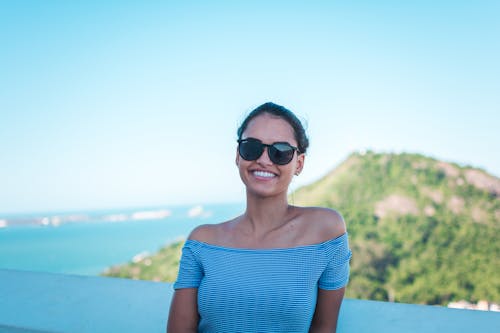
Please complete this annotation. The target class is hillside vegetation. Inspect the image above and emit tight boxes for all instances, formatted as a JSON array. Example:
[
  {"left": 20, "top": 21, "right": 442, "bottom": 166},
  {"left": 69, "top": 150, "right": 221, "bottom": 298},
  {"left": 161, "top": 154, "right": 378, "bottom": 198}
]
[
  {"left": 293, "top": 151, "right": 499, "bottom": 304},
  {"left": 103, "top": 240, "right": 183, "bottom": 282},
  {"left": 104, "top": 151, "right": 500, "bottom": 305}
]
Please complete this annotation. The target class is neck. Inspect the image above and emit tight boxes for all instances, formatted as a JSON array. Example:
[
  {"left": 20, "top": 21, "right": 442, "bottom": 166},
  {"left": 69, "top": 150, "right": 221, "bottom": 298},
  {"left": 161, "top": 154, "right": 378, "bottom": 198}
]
[{"left": 242, "top": 191, "right": 291, "bottom": 236}]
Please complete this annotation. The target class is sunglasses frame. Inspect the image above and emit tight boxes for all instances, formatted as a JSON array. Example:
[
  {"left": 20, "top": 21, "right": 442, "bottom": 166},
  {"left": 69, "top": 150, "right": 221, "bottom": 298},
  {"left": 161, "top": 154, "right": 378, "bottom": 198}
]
[{"left": 237, "top": 137, "right": 299, "bottom": 165}]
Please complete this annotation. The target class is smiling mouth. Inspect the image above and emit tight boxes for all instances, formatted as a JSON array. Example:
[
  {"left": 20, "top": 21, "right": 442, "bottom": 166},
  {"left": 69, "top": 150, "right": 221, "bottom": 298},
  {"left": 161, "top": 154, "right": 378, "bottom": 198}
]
[{"left": 252, "top": 170, "right": 277, "bottom": 178}]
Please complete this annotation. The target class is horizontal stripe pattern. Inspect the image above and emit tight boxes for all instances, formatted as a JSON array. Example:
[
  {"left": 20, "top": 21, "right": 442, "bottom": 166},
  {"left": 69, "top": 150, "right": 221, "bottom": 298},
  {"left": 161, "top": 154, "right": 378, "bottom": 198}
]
[{"left": 174, "top": 233, "right": 351, "bottom": 333}]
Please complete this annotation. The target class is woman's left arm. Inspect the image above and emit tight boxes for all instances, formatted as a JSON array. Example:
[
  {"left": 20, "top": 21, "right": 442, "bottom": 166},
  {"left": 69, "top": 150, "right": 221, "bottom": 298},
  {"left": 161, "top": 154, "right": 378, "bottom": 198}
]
[{"left": 309, "top": 287, "right": 346, "bottom": 333}]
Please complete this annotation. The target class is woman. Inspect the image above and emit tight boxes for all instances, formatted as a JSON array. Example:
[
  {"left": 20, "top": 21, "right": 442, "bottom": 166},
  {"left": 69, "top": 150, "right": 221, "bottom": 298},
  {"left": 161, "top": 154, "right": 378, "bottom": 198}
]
[{"left": 167, "top": 102, "right": 351, "bottom": 333}]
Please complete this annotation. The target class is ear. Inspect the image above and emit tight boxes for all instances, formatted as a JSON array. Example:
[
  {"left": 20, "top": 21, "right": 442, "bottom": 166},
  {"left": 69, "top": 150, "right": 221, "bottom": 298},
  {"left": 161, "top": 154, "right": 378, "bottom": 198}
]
[
  {"left": 235, "top": 147, "right": 240, "bottom": 166},
  {"left": 295, "top": 153, "right": 305, "bottom": 175}
]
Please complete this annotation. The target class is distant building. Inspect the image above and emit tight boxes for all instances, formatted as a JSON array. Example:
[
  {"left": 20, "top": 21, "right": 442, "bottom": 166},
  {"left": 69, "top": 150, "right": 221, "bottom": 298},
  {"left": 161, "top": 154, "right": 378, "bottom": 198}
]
[{"left": 448, "top": 300, "right": 500, "bottom": 312}]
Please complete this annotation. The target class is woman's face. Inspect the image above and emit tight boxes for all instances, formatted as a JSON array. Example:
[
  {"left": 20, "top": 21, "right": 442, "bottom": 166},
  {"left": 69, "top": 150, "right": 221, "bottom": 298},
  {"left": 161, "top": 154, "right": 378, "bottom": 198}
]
[{"left": 236, "top": 113, "right": 304, "bottom": 198}]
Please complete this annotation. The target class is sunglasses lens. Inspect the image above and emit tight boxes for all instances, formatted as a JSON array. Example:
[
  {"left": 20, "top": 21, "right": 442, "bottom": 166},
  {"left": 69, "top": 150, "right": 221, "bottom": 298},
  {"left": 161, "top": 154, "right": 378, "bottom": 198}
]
[
  {"left": 269, "top": 143, "right": 295, "bottom": 165},
  {"left": 239, "top": 139, "right": 264, "bottom": 161}
]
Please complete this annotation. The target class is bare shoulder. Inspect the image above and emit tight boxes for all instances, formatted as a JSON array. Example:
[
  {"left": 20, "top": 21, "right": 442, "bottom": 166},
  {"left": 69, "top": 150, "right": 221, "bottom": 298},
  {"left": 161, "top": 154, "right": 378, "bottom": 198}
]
[
  {"left": 297, "top": 206, "right": 347, "bottom": 242},
  {"left": 187, "top": 218, "right": 237, "bottom": 244},
  {"left": 187, "top": 224, "right": 218, "bottom": 243}
]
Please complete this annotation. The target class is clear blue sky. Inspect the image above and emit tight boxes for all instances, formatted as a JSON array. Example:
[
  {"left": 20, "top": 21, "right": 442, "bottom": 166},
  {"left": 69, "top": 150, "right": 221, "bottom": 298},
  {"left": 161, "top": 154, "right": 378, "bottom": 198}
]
[{"left": 1, "top": 1, "right": 499, "bottom": 214}]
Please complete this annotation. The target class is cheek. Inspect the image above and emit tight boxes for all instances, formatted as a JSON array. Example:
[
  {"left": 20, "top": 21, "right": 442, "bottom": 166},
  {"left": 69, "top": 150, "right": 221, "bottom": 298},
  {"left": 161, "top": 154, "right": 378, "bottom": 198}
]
[{"left": 236, "top": 159, "right": 248, "bottom": 181}]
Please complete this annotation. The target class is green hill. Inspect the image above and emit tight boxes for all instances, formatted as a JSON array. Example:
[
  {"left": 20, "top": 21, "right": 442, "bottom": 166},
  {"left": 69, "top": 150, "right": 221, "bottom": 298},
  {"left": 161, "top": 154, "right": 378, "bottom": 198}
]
[
  {"left": 103, "top": 151, "right": 500, "bottom": 305},
  {"left": 103, "top": 240, "right": 184, "bottom": 282},
  {"left": 293, "top": 151, "right": 499, "bottom": 304}
]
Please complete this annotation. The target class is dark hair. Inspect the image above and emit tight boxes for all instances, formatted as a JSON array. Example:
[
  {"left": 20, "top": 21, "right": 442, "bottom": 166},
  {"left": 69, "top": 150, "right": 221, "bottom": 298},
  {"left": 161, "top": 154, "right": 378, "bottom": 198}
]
[{"left": 237, "top": 102, "right": 309, "bottom": 154}]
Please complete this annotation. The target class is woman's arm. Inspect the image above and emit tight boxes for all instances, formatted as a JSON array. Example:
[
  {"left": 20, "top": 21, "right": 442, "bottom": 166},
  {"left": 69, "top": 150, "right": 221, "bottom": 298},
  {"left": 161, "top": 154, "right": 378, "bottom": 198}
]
[
  {"left": 167, "top": 288, "right": 199, "bottom": 333},
  {"left": 309, "top": 287, "right": 346, "bottom": 333}
]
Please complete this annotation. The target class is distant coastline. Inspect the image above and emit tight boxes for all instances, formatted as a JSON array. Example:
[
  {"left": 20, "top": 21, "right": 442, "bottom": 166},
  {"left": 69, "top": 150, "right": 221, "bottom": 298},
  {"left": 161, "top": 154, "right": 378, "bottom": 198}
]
[
  {"left": 0, "top": 203, "right": 227, "bottom": 228},
  {"left": 0, "top": 208, "right": 172, "bottom": 228},
  {"left": 0, "top": 203, "right": 244, "bottom": 275}
]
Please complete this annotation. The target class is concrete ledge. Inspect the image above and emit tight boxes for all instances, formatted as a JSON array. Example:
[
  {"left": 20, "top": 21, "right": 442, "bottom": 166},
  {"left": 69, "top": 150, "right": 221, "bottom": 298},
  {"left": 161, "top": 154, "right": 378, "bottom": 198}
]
[
  {"left": 0, "top": 269, "right": 498, "bottom": 332},
  {"left": 0, "top": 269, "right": 171, "bottom": 333}
]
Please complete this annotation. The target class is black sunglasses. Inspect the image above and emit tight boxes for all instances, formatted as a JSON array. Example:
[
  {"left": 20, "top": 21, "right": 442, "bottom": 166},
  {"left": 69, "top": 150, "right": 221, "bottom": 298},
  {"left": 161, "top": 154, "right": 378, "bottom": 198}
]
[{"left": 237, "top": 138, "right": 299, "bottom": 165}]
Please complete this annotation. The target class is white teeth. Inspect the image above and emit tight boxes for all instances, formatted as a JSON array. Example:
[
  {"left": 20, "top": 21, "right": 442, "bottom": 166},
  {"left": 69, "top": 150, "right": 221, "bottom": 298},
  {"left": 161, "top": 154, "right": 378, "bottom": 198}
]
[{"left": 253, "top": 170, "right": 276, "bottom": 178}]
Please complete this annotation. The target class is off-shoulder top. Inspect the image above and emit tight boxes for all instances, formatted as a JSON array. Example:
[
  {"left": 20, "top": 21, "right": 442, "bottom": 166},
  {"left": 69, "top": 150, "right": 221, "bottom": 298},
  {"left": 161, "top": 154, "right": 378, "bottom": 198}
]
[{"left": 174, "top": 233, "right": 352, "bottom": 333}]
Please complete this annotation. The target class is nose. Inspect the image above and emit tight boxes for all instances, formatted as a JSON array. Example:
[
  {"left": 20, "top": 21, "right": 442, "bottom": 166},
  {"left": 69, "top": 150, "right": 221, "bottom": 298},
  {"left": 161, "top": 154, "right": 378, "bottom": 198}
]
[{"left": 255, "top": 146, "right": 273, "bottom": 165}]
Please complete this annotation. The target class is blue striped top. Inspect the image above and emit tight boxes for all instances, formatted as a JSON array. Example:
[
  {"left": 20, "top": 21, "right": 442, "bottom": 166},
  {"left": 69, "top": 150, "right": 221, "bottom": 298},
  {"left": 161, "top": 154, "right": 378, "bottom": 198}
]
[{"left": 174, "top": 233, "right": 352, "bottom": 333}]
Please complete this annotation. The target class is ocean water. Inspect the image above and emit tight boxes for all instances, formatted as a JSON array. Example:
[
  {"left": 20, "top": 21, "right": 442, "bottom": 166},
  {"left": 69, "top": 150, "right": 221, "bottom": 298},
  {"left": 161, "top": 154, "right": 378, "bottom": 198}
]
[{"left": 0, "top": 203, "right": 244, "bottom": 275}]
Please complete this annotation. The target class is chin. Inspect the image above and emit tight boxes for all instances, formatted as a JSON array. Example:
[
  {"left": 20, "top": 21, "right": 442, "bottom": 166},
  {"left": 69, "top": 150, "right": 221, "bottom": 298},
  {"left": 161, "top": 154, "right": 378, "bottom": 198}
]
[{"left": 247, "top": 186, "right": 288, "bottom": 199}]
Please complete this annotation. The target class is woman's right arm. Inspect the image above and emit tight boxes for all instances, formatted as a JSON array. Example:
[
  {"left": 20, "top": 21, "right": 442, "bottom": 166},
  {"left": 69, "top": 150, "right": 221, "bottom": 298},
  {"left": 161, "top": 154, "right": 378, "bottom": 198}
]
[
  {"left": 167, "top": 288, "right": 199, "bottom": 333},
  {"left": 168, "top": 225, "right": 213, "bottom": 332}
]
